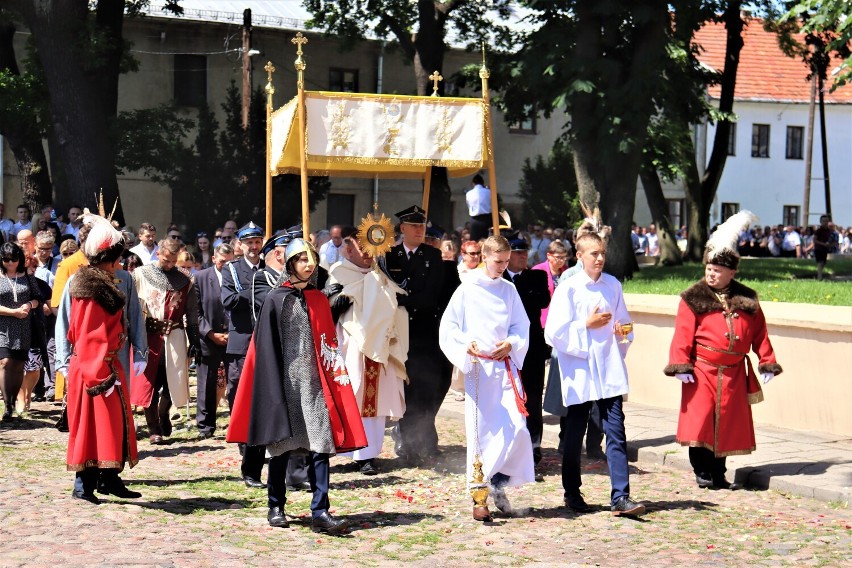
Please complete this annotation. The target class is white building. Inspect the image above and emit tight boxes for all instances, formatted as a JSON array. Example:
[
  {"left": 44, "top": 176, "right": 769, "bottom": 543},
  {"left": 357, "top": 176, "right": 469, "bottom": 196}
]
[{"left": 634, "top": 18, "right": 852, "bottom": 229}]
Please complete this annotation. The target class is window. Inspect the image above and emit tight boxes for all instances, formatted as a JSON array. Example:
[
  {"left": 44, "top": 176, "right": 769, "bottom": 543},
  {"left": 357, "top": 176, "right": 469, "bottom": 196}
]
[
  {"left": 783, "top": 205, "right": 800, "bottom": 227},
  {"left": 721, "top": 202, "right": 739, "bottom": 222},
  {"left": 509, "top": 104, "right": 537, "bottom": 134},
  {"left": 327, "top": 194, "right": 354, "bottom": 227},
  {"left": 174, "top": 55, "right": 207, "bottom": 107},
  {"left": 667, "top": 198, "right": 685, "bottom": 230},
  {"left": 786, "top": 126, "right": 804, "bottom": 159},
  {"left": 329, "top": 68, "right": 358, "bottom": 92},
  {"left": 751, "top": 124, "right": 770, "bottom": 158},
  {"left": 726, "top": 123, "right": 737, "bottom": 156}
]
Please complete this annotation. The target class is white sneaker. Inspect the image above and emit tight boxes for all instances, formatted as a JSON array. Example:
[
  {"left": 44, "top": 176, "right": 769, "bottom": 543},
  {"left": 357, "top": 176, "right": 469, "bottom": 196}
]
[{"left": 491, "top": 485, "right": 512, "bottom": 513}]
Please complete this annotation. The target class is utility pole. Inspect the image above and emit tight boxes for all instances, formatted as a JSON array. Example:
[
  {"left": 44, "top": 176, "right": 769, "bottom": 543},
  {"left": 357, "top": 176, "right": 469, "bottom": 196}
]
[
  {"left": 241, "top": 9, "right": 252, "bottom": 130},
  {"left": 802, "top": 77, "right": 816, "bottom": 226},
  {"left": 817, "top": 69, "right": 832, "bottom": 217}
]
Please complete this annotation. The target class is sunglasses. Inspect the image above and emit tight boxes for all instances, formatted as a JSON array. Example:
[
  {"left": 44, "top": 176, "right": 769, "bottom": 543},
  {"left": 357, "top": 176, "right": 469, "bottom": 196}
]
[
  {"left": 2, "top": 257, "right": 18, "bottom": 262},
  {"left": 197, "top": 232, "right": 208, "bottom": 238},
  {"left": 61, "top": 252, "right": 74, "bottom": 257},
  {"left": 464, "top": 251, "right": 481, "bottom": 256},
  {"left": 168, "top": 234, "right": 182, "bottom": 240}
]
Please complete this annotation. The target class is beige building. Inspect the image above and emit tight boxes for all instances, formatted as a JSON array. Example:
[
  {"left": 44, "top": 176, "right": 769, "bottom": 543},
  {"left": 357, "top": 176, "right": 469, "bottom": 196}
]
[{"left": 1, "top": 2, "right": 565, "bottom": 234}]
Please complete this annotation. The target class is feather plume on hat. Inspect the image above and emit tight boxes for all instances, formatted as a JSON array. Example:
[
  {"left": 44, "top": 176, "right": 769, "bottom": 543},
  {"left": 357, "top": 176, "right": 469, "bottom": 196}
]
[
  {"left": 576, "top": 201, "right": 612, "bottom": 241},
  {"left": 704, "top": 210, "right": 758, "bottom": 269}
]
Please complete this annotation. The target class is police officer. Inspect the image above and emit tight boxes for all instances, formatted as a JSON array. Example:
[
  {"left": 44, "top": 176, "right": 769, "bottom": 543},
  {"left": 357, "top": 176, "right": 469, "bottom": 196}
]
[
  {"left": 385, "top": 206, "right": 448, "bottom": 461},
  {"left": 221, "top": 221, "right": 266, "bottom": 488}
]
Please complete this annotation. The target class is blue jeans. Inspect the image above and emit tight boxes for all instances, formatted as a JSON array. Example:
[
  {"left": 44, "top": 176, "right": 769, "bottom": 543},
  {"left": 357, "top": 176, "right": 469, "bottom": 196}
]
[{"left": 561, "top": 396, "right": 630, "bottom": 506}]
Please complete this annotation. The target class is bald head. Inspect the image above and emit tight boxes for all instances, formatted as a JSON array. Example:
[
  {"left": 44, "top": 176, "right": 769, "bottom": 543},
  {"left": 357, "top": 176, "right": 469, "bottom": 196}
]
[{"left": 16, "top": 229, "right": 35, "bottom": 255}]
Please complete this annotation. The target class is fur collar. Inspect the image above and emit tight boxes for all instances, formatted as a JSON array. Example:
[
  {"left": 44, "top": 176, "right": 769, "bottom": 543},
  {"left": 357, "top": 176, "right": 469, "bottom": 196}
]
[
  {"left": 69, "top": 266, "right": 125, "bottom": 315},
  {"left": 680, "top": 279, "right": 759, "bottom": 315}
]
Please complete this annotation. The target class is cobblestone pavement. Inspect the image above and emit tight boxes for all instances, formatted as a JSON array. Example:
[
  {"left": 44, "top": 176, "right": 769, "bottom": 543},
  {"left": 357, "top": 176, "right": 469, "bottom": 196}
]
[{"left": 0, "top": 400, "right": 849, "bottom": 568}]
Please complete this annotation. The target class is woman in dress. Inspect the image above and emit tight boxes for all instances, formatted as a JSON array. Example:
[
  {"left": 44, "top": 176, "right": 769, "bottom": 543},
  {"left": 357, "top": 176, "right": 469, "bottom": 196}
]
[
  {"left": 194, "top": 232, "right": 212, "bottom": 269},
  {"left": 0, "top": 242, "right": 43, "bottom": 422}
]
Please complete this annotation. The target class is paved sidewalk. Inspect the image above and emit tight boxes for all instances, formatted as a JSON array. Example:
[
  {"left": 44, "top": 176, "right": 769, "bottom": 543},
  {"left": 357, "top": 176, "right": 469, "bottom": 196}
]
[{"left": 439, "top": 398, "right": 851, "bottom": 506}]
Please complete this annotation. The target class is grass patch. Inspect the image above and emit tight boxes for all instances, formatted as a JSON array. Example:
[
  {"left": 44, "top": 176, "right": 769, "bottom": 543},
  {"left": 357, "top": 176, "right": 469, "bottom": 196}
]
[{"left": 624, "top": 258, "right": 852, "bottom": 305}]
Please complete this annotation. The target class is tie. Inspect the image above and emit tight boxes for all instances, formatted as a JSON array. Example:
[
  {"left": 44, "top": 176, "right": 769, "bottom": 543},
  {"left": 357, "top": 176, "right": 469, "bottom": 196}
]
[
  {"left": 407, "top": 250, "right": 413, "bottom": 260},
  {"left": 252, "top": 266, "right": 257, "bottom": 272}
]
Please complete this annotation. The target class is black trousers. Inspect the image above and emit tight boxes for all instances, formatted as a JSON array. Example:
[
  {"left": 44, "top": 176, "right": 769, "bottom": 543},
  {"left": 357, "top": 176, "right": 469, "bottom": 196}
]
[
  {"left": 268, "top": 451, "right": 330, "bottom": 518},
  {"left": 397, "top": 336, "right": 450, "bottom": 457},
  {"left": 144, "top": 357, "right": 171, "bottom": 436},
  {"left": 226, "top": 353, "right": 265, "bottom": 480},
  {"left": 469, "top": 214, "right": 491, "bottom": 242},
  {"left": 196, "top": 347, "right": 225, "bottom": 434},
  {"left": 520, "top": 354, "right": 546, "bottom": 462},
  {"left": 689, "top": 447, "right": 727, "bottom": 481}
]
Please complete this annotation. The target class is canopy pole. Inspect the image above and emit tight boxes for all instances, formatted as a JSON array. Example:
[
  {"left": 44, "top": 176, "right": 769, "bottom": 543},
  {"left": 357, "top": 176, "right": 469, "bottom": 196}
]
[
  {"left": 263, "top": 62, "right": 275, "bottom": 241},
  {"left": 422, "top": 166, "right": 433, "bottom": 214},
  {"left": 480, "top": 46, "right": 499, "bottom": 235},
  {"left": 292, "top": 32, "right": 310, "bottom": 237}
]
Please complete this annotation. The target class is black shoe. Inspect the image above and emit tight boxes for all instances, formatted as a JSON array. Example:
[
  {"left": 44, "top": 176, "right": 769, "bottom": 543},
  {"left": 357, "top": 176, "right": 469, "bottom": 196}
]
[
  {"left": 565, "top": 492, "right": 592, "bottom": 513},
  {"left": 311, "top": 511, "right": 349, "bottom": 536},
  {"left": 586, "top": 448, "right": 607, "bottom": 461},
  {"left": 695, "top": 474, "right": 714, "bottom": 489},
  {"left": 243, "top": 476, "right": 267, "bottom": 489},
  {"left": 534, "top": 471, "right": 545, "bottom": 483},
  {"left": 357, "top": 460, "right": 378, "bottom": 476},
  {"left": 712, "top": 477, "right": 742, "bottom": 491},
  {"left": 98, "top": 478, "right": 142, "bottom": 499},
  {"left": 32, "top": 394, "right": 46, "bottom": 402},
  {"left": 611, "top": 496, "right": 646, "bottom": 517},
  {"left": 160, "top": 420, "right": 172, "bottom": 438},
  {"left": 71, "top": 490, "right": 101, "bottom": 505},
  {"left": 1, "top": 408, "right": 13, "bottom": 422},
  {"left": 285, "top": 481, "right": 312, "bottom": 492},
  {"left": 267, "top": 506, "right": 289, "bottom": 528},
  {"left": 197, "top": 430, "right": 214, "bottom": 440}
]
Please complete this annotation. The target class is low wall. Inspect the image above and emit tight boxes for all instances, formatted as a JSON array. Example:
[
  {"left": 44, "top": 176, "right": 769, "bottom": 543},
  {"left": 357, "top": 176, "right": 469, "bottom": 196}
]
[{"left": 624, "top": 293, "right": 852, "bottom": 437}]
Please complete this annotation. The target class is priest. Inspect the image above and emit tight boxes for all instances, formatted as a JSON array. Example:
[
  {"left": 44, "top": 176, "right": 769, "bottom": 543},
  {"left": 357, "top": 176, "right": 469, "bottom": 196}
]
[{"left": 327, "top": 225, "right": 407, "bottom": 475}]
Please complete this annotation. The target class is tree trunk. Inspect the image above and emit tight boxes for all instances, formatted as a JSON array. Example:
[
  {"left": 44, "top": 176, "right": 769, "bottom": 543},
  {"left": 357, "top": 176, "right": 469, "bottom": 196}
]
[
  {"left": 568, "top": 0, "right": 668, "bottom": 280},
  {"left": 685, "top": 1, "right": 744, "bottom": 261},
  {"left": 640, "top": 163, "right": 683, "bottom": 266},
  {"left": 0, "top": 21, "right": 53, "bottom": 209},
  {"left": 15, "top": 0, "right": 126, "bottom": 225}
]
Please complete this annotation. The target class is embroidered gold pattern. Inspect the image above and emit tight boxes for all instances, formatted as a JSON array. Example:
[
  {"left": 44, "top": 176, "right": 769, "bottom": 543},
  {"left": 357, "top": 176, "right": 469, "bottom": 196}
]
[
  {"left": 435, "top": 107, "right": 455, "bottom": 153},
  {"left": 328, "top": 100, "right": 351, "bottom": 151}
]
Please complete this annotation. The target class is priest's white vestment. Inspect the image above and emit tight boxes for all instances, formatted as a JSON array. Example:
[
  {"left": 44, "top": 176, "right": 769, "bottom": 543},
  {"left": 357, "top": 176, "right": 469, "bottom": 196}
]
[{"left": 329, "top": 259, "right": 408, "bottom": 461}]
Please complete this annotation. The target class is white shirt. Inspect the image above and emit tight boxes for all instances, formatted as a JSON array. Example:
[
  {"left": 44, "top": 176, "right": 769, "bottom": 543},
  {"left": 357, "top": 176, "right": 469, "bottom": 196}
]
[
  {"left": 63, "top": 223, "right": 82, "bottom": 239},
  {"left": 319, "top": 240, "right": 343, "bottom": 270},
  {"left": 782, "top": 230, "right": 802, "bottom": 251},
  {"left": 544, "top": 270, "right": 631, "bottom": 406},
  {"left": 646, "top": 233, "right": 659, "bottom": 256},
  {"left": 129, "top": 242, "right": 159, "bottom": 264},
  {"left": 0, "top": 219, "right": 14, "bottom": 242},
  {"left": 465, "top": 184, "right": 491, "bottom": 216}
]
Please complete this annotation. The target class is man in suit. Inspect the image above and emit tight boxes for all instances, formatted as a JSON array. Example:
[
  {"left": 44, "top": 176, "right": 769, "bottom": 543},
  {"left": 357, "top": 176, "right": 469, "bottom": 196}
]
[
  {"left": 505, "top": 235, "right": 551, "bottom": 476},
  {"left": 385, "top": 205, "right": 448, "bottom": 461},
  {"left": 194, "top": 242, "right": 234, "bottom": 439},
  {"left": 221, "top": 221, "right": 266, "bottom": 488}
]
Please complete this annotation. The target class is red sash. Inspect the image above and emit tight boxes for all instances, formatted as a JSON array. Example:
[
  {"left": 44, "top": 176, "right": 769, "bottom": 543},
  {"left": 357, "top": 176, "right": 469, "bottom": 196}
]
[{"left": 476, "top": 353, "right": 528, "bottom": 417}]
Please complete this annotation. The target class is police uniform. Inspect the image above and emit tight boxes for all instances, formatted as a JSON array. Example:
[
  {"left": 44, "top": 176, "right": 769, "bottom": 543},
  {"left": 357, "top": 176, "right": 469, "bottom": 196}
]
[
  {"left": 220, "top": 221, "right": 266, "bottom": 486},
  {"left": 386, "top": 206, "right": 448, "bottom": 459}
]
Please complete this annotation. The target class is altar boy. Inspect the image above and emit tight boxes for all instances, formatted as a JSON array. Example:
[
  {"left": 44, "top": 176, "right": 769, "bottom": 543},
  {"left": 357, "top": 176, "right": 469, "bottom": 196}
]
[{"left": 544, "top": 233, "right": 645, "bottom": 517}]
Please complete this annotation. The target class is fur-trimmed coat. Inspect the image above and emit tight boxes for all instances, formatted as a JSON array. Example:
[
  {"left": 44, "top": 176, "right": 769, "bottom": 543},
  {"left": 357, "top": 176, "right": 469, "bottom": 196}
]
[
  {"left": 664, "top": 279, "right": 782, "bottom": 456},
  {"left": 66, "top": 267, "right": 138, "bottom": 472}
]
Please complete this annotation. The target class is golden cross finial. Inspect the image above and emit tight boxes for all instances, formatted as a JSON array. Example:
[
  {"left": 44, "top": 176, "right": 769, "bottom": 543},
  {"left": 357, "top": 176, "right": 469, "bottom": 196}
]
[
  {"left": 429, "top": 70, "right": 443, "bottom": 97},
  {"left": 291, "top": 32, "right": 308, "bottom": 54},
  {"left": 479, "top": 43, "right": 490, "bottom": 80},
  {"left": 264, "top": 61, "right": 275, "bottom": 82}
]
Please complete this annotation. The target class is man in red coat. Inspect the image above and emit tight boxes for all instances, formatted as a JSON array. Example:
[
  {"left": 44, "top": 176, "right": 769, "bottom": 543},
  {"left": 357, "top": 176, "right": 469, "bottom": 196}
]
[
  {"left": 65, "top": 213, "right": 139, "bottom": 504},
  {"left": 227, "top": 238, "right": 366, "bottom": 534},
  {"left": 664, "top": 211, "right": 782, "bottom": 490}
]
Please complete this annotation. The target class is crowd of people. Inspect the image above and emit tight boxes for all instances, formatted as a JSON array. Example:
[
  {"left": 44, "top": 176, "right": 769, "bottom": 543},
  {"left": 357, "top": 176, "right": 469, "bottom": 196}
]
[{"left": 0, "top": 194, "right": 784, "bottom": 533}]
